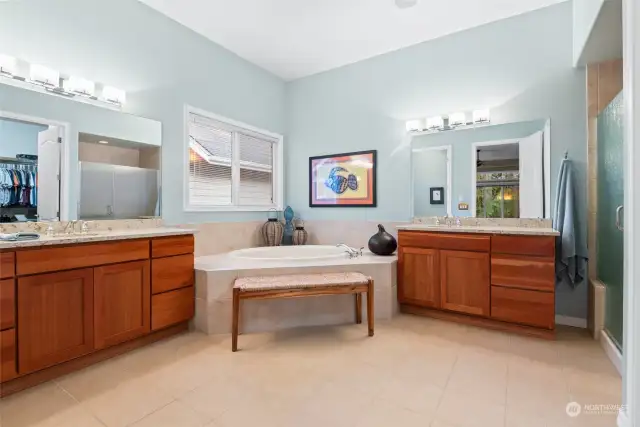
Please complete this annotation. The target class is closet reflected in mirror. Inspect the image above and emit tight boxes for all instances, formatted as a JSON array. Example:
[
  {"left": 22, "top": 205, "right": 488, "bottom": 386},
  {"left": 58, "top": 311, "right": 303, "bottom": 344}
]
[
  {"left": 410, "top": 119, "right": 550, "bottom": 219},
  {"left": 0, "top": 116, "right": 61, "bottom": 223}
]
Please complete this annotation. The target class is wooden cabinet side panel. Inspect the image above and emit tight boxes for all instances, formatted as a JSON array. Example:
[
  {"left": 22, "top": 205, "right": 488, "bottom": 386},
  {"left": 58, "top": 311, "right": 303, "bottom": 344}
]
[
  {"left": 0, "top": 279, "right": 15, "bottom": 330},
  {"left": 440, "top": 250, "right": 490, "bottom": 316},
  {"left": 17, "top": 269, "right": 94, "bottom": 374},
  {"left": 94, "top": 261, "right": 151, "bottom": 350},
  {"left": 16, "top": 240, "right": 150, "bottom": 276},
  {"left": 152, "top": 287, "right": 195, "bottom": 331},
  {"left": 398, "top": 247, "right": 440, "bottom": 308},
  {"left": 1, "top": 328, "right": 17, "bottom": 381},
  {"left": 151, "top": 255, "right": 194, "bottom": 294},
  {"left": 0, "top": 252, "right": 15, "bottom": 279}
]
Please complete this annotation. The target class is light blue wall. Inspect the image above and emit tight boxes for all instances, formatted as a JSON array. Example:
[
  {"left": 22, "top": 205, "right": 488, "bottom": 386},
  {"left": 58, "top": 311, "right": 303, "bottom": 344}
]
[
  {"left": 285, "top": 2, "right": 588, "bottom": 319},
  {"left": 413, "top": 149, "right": 448, "bottom": 217},
  {"left": 0, "top": 0, "right": 286, "bottom": 225},
  {"left": 573, "top": 0, "right": 605, "bottom": 65},
  {"left": 413, "top": 120, "right": 546, "bottom": 216},
  {"left": 0, "top": 118, "right": 47, "bottom": 158}
]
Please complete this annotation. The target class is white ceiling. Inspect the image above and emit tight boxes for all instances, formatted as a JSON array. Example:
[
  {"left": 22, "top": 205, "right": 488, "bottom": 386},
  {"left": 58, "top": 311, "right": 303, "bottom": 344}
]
[{"left": 138, "top": 0, "right": 567, "bottom": 81}]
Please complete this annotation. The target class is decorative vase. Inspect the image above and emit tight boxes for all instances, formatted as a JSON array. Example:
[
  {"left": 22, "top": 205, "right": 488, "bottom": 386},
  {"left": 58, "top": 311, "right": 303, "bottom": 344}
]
[
  {"left": 292, "top": 218, "right": 308, "bottom": 245},
  {"left": 368, "top": 224, "right": 397, "bottom": 256},
  {"left": 282, "top": 206, "right": 295, "bottom": 245},
  {"left": 261, "top": 209, "right": 283, "bottom": 246}
]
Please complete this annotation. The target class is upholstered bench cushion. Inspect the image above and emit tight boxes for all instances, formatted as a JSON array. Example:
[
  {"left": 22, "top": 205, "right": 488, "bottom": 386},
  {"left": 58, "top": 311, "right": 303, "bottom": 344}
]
[{"left": 234, "top": 272, "right": 370, "bottom": 292}]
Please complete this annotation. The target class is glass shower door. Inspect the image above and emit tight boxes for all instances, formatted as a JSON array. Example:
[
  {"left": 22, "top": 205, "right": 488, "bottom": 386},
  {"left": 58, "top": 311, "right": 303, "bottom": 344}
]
[{"left": 597, "top": 91, "right": 624, "bottom": 349}]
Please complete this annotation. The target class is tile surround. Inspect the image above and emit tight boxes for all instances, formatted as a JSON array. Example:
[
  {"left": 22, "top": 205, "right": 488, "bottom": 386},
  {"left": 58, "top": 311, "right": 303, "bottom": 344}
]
[{"left": 0, "top": 316, "right": 621, "bottom": 427}]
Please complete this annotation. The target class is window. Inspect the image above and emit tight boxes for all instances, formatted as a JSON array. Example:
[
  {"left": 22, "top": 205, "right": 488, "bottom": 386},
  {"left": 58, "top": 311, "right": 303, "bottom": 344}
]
[
  {"left": 476, "top": 171, "right": 520, "bottom": 218},
  {"left": 185, "top": 106, "right": 283, "bottom": 211}
]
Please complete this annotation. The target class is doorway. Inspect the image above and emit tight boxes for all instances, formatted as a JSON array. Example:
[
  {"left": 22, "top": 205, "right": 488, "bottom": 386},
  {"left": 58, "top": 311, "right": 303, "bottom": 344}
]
[{"left": 0, "top": 113, "right": 66, "bottom": 222}]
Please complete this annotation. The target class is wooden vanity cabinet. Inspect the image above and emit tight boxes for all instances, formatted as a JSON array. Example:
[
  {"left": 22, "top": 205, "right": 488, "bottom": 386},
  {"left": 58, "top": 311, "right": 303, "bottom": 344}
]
[
  {"left": 440, "top": 250, "right": 490, "bottom": 316},
  {"left": 94, "top": 260, "right": 151, "bottom": 350},
  {"left": 398, "top": 230, "right": 556, "bottom": 338},
  {"left": 0, "top": 234, "right": 195, "bottom": 397},
  {"left": 17, "top": 268, "right": 95, "bottom": 374},
  {"left": 398, "top": 247, "right": 440, "bottom": 308}
]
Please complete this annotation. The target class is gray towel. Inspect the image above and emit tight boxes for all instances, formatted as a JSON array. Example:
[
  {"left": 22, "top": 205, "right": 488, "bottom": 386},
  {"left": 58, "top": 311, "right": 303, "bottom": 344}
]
[{"left": 552, "top": 159, "right": 587, "bottom": 286}]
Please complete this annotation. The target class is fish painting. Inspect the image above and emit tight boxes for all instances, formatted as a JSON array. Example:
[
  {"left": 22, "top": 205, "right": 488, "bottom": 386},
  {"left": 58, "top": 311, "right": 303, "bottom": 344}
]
[{"left": 324, "top": 167, "right": 359, "bottom": 194}]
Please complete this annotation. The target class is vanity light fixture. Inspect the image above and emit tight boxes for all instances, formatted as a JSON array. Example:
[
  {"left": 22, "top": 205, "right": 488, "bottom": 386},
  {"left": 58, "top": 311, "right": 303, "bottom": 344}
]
[
  {"left": 98, "top": 140, "right": 109, "bottom": 144},
  {"left": 473, "top": 109, "right": 491, "bottom": 124},
  {"left": 29, "top": 64, "right": 60, "bottom": 87},
  {"left": 405, "top": 119, "right": 424, "bottom": 132},
  {"left": 64, "top": 76, "right": 95, "bottom": 97},
  {"left": 448, "top": 112, "right": 466, "bottom": 127},
  {"left": 101, "top": 85, "right": 126, "bottom": 105},
  {"left": 0, "top": 54, "right": 17, "bottom": 76},
  {"left": 426, "top": 116, "right": 444, "bottom": 130}
]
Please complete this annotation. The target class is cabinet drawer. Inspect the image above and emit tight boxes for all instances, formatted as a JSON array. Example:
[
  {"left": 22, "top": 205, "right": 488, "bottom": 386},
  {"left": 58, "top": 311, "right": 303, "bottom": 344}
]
[
  {"left": 152, "top": 286, "right": 194, "bottom": 331},
  {"left": 152, "top": 235, "right": 194, "bottom": 258},
  {"left": 1, "top": 252, "right": 15, "bottom": 279},
  {"left": 152, "top": 254, "right": 194, "bottom": 294},
  {"left": 491, "top": 286, "right": 554, "bottom": 329},
  {"left": 17, "top": 240, "right": 150, "bottom": 275},
  {"left": 1, "top": 328, "right": 17, "bottom": 381},
  {"left": 399, "top": 231, "right": 490, "bottom": 252},
  {"left": 491, "top": 255, "right": 555, "bottom": 291},
  {"left": 491, "top": 235, "right": 555, "bottom": 258},
  {"left": 0, "top": 279, "right": 15, "bottom": 330}
]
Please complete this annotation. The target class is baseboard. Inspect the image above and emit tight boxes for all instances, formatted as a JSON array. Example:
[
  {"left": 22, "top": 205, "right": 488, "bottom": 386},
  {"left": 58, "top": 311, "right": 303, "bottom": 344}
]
[
  {"left": 555, "top": 315, "right": 588, "bottom": 328},
  {"left": 600, "top": 330, "right": 623, "bottom": 376},
  {"left": 617, "top": 409, "right": 629, "bottom": 427}
]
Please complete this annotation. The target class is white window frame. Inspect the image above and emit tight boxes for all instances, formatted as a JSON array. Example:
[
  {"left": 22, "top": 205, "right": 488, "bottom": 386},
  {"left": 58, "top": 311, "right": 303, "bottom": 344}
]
[{"left": 183, "top": 105, "right": 283, "bottom": 212}]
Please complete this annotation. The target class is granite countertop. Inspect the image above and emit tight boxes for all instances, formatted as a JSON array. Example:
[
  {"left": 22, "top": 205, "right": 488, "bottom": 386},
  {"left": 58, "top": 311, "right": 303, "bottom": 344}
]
[
  {"left": 0, "top": 227, "right": 196, "bottom": 249},
  {"left": 396, "top": 224, "right": 560, "bottom": 236}
]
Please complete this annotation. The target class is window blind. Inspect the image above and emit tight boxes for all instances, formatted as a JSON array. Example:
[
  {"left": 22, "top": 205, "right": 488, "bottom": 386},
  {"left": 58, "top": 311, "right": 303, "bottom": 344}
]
[
  {"left": 188, "top": 114, "right": 233, "bottom": 206},
  {"left": 187, "top": 112, "right": 276, "bottom": 208},
  {"left": 238, "top": 132, "right": 273, "bottom": 206}
]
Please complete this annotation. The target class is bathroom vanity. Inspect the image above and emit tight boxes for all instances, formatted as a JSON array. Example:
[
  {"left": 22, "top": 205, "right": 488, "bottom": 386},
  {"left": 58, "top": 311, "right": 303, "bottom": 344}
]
[
  {"left": 0, "top": 229, "right": 195, "bottom": 396},
  {"left": 397, "top": 225, "right": 559, "bottom": 338}
]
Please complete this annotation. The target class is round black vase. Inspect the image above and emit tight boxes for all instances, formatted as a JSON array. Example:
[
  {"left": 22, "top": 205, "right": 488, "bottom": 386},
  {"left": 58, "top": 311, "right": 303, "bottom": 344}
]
[{"left": 368, "top": 224, "right": 398, "bottom": 256}]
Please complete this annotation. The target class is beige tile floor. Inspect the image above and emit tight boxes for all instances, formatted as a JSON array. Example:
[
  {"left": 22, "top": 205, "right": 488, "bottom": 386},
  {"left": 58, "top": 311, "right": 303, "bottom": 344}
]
[{"left": 0, "top": 315, "right": 621, "bottom": 427}]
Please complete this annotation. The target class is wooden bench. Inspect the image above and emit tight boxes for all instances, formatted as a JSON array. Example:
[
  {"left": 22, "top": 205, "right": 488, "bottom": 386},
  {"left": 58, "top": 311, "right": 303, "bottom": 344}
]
[{"left": 232, "top": 272, "right": 374, "bottom": 351}]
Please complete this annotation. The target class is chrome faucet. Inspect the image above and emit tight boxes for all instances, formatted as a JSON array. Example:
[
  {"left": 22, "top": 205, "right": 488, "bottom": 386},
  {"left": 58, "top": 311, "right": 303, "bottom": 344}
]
[
  {"left": 64, "top": 220, "right": 78, "bottom": 235},
  {"left": 337, "top": 244, "right": 363, "bottom": 258}
]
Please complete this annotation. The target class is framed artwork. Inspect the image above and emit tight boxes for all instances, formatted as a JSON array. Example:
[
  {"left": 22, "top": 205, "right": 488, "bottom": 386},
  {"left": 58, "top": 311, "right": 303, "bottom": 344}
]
[
  {"left": 309, "top": 150, "right": 377, "bottom": 207},
  {"left": 430, "top": 187, "right": 444, "bottom": 205}
]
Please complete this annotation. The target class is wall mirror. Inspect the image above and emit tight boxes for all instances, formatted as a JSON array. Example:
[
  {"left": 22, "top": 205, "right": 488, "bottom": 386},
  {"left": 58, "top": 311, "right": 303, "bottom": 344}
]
[
  {"left": 0, "top": 83, "right": 162, "bottom": 223},
  {"left": 410, "top": 119, "right": 550, "bottom": 219}
]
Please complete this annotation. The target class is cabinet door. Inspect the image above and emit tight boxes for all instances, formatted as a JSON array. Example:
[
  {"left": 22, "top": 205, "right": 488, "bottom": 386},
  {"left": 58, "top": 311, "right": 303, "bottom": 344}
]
[
  {"left": 440, "top": 250, "right": 490, "bottom": 316},
  {"left": 398, "top": 247, "right": 440, "bottom": 308},
  {"left": 18, "top": 269, "right": 94, "bottom": 374},
  {"left": 94, "top": 260, "right": 150, "bottom": 350}
]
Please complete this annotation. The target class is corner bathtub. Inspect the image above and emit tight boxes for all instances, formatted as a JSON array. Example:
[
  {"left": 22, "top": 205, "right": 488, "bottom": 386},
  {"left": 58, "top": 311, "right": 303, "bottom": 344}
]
[{"left": 194, "top": 245, "right": 398, "bottom": 336}]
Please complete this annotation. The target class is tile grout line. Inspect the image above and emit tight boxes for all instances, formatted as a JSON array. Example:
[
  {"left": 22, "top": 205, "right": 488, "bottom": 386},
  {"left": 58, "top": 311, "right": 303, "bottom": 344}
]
[{"left": 55, "top": 381, "right": 108, "bottom": 427}]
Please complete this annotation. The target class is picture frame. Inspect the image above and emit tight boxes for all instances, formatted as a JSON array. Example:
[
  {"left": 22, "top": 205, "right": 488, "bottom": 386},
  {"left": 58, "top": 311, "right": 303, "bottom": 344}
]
[
  {"left": 430, "top": 187, "right": 444, "bottom": 205},
  {"left": 309, "top": 150, "right": 377, "bottom": 207}
]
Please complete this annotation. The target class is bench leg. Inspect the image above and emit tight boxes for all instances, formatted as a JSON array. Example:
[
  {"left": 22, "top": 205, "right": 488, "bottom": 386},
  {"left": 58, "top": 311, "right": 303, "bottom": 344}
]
[
  {"left": 355, "top": 293, "right": 362, "bottom": 324},
  {"left": 367, "top": 279, "right": 374, "bottom": 337},
  {"left": 232, "top": 288, "right": 240, "bottom": 352}
]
